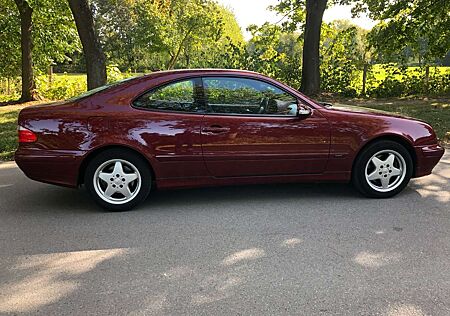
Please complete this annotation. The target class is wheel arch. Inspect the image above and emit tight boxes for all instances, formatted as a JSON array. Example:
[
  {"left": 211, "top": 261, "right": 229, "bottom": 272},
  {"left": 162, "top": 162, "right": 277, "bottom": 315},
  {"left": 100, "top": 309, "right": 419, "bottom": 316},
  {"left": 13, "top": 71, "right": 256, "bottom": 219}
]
[
  {"left": 78, "top": 144, "right": 156, "bottom": 186},
  {"left": 352, "top": 134, "right": 417, "bottom": 178}
]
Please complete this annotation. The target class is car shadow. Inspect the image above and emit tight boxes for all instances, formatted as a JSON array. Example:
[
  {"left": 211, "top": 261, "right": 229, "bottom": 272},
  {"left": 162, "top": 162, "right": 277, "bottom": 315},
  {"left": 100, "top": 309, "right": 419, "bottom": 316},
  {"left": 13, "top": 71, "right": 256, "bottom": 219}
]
[
  {"left": 12, "top": 184, "right": 97, "bottom": 215},
  {"left": 144, "top": 182, "right": 359, "bottom": 208},
  {"left": 14, "top": 180, "right": 421, "bottom": 215}
]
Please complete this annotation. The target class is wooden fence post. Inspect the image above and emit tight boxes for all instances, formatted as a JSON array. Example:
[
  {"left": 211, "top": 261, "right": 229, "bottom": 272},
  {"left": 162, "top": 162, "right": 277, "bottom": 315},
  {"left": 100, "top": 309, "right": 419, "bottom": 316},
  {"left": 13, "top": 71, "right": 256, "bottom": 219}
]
[{"left": 48, "top": 65, "right": 53, "bottom": 85}]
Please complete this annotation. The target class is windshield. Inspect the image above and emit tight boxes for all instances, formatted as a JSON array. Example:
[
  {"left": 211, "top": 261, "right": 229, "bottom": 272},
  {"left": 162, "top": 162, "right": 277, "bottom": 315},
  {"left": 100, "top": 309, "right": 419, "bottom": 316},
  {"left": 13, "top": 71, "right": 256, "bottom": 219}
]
[{"left": 67, "top": 76, "right": 139, "bottom": 101}]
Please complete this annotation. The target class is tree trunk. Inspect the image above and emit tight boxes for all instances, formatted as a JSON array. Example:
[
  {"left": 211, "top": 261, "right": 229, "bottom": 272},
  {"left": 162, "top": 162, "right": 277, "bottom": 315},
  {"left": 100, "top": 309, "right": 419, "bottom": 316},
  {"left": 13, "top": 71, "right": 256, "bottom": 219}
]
[
  {"left": 68, "top": 0, "right": 107, "bottom": 90},
  {"left": 14, "top": 0, "right": 38, "bottom": 102},
  {"left": 425, "top": 65, "right": 430, "bottom": 95},
  {"left": 362, "top": 63, "right": 368, "bottom": 96},
  {"left": 300, "top": 0, "right": 327, "bottom": 96}
]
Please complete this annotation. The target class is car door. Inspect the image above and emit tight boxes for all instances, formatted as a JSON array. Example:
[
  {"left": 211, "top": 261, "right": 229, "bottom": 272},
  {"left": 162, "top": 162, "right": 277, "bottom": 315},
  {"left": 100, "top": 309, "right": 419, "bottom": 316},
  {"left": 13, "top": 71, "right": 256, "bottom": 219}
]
[
  {"left": 200, "top": 76, "right": 330, "bottom": 177},
  {"left": 131, "top": 77, "right": 209, "bottom": 178}
]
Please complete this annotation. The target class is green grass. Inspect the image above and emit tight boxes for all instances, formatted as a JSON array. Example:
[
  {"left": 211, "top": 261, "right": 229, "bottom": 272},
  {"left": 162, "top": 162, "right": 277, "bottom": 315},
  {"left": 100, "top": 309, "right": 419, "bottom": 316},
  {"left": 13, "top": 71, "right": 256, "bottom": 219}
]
[
  {"left": 1, "top": 98, "right": 448, "bottom": 161},
  {"left": 0, "top": 105, "right": 23, "bottom": 160}
]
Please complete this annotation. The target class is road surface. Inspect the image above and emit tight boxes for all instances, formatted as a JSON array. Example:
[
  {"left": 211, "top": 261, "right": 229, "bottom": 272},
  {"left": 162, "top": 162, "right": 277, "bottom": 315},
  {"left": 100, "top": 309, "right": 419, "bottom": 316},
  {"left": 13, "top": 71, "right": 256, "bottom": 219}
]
[{"left": 0, "top": 152, "right": 449, "bottom": 315}]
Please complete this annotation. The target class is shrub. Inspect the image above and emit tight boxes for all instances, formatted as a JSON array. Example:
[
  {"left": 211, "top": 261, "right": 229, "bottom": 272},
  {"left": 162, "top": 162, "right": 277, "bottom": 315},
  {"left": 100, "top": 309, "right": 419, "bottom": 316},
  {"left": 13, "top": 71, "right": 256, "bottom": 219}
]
[{"left": 36, "top": 74, "right": 87, "bottom": 100}]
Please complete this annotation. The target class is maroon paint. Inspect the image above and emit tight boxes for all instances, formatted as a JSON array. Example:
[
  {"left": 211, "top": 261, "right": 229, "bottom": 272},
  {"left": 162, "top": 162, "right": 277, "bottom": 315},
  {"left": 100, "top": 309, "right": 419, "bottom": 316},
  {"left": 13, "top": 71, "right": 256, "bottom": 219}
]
[{"left": 15, "top": 69, "right": 444, "bottom": 189}]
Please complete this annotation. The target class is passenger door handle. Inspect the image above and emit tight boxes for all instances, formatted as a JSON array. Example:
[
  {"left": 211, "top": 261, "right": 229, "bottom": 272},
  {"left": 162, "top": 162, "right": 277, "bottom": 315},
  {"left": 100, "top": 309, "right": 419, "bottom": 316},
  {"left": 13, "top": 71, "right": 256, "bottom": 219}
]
[{"left": 203, "top": 126, "right": 230, "bottom": 134}]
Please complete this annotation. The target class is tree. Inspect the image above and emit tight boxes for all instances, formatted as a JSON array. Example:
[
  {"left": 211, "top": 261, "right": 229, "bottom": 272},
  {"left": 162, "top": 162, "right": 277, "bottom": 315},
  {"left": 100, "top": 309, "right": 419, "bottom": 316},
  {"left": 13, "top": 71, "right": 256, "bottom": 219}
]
[
  {"left": 13, "top": 0, "right": 38, "bottom": 101},
  {"left": 134, "top": 0, "right": 224, "bottom": 70},
  {"left": 320, "top": 21, "right": 366, "bottom": 95},
  {"left": 0, "top": 0, "right": 21, "bottom": 87},
  {"left": 181, "top": 4, "right": 245, "bottom": 69},
  {"left": 300, "top": 0, "right": 327, "bottom": 95},
  {"left": 1, "top": 0, "right": 80, "bottom": 102},
  {"left": 68, "top": 0, "right": 107, "bottom": 89},
  {"left": 272, "top": 0, "right": 332, "bottom": 96},
  {"left": 271, "top": 0, "right": 370, "bottom": 96},
  {"left": 246, "top": 23, "right": 303, "bottom": 88},
  {"left": 93, "top": 0, "right": 145, "bottom": 72},
  {"left": 353, "top": 0, "right": 450, "bottom": 65}
]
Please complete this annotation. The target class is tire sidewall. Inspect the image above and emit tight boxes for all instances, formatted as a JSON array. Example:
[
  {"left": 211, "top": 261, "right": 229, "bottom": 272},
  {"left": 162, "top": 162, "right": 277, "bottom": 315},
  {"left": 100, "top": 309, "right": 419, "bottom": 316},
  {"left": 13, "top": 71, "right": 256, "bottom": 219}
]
[
  {"left": 85, "top": 149, "right": 152, "bottom": 211},
  {"left": 353, "top": 140, "right": 413, "bottom": 198}
]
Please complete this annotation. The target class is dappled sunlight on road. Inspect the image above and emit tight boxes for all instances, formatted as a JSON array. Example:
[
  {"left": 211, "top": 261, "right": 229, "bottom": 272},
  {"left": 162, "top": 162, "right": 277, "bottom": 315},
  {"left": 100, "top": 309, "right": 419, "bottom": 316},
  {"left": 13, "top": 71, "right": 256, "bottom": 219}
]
[
  {"left": 162, "top": 265, "right": 195, "bottom": 280},
  {"left": 385, "top": 303, "right": 425, "bottom": 316},
  {"left": 282, "top": 237, "right": 303, "bottom": 247},
  {"left": 353, "top": 251, "right": 401, "bottom": 268},
  {"left": 0, "top": 162, "right": 16, "bottom": 170},
  {"left": 221, "top": 248, "right": 266, "bottom": 266},
  {"left": 410, "top": 153, "right": 450, "bottom": 204},
  {"left": 191, "top": 275, "right": 242, "bottom": 306},
  {"left": 0, "top": 248, "right": 128, "bottom": 313},
  {"left": 149, "top": 237, "right": 305, "bottom": 310}
]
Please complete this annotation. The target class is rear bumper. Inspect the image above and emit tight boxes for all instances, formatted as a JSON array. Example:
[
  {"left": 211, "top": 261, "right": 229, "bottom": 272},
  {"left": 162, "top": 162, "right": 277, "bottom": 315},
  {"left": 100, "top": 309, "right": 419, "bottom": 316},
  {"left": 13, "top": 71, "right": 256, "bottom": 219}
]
[
  {"left": 15, "top": 147, "right": 85, "bottom": 188},
  {"left": 414, "top": 144, "right": 445, "bottom": 178}
]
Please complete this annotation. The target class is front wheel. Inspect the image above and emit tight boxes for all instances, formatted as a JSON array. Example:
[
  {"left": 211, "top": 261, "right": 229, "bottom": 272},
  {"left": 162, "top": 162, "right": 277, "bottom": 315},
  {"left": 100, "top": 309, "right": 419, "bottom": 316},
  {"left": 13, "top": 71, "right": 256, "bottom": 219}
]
[
  {"left": 352, "top": 140, "right": 413, "bottom": 198},
  {"left": 85, "top": 149, "right": 152, "bottom": 211}
]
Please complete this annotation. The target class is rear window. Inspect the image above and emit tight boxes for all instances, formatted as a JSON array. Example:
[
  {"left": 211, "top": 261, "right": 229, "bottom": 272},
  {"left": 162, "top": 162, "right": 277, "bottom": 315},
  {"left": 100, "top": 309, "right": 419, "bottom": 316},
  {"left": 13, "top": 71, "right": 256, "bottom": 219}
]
[
  {"left": 67, "top": 76, "right": 138, "bottom": 101},
  {"left": 132, "top": 78, "right": 205, "bottom": 113}
]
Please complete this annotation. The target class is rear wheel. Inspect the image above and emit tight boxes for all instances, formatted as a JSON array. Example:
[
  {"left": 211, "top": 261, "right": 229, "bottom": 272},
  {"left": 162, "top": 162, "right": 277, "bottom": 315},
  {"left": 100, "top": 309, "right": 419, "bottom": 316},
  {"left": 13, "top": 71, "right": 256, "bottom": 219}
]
[
  {"left": 352, "top": 140, "right": 413, "bottom": 198},
  {"left": 85, "top": 149, "right": 152, "bottom": 211}
]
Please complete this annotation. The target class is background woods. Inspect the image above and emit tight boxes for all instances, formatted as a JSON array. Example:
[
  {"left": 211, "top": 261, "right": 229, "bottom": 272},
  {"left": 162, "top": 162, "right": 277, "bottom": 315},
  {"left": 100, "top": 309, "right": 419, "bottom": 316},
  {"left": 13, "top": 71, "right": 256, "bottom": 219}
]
[{"left": 0, "top": 0, "right": 449, "bottom": 102}]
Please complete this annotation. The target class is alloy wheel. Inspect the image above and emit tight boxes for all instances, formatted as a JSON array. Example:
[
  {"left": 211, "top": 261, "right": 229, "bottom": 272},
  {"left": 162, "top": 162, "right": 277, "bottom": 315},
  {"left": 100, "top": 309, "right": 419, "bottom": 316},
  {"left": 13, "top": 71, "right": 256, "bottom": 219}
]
[
  {"left": 364, "top": 149, "right": 407, "bottom": 193},
  {"left": 93, "top": 159, "right": 142, "bottom": 205}
]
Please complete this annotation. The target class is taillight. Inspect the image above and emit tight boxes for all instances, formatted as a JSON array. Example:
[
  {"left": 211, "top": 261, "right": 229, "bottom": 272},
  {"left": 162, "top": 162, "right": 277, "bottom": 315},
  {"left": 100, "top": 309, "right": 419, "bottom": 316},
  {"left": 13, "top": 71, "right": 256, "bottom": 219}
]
[{"left": 18, "top": 126, "right": 37, "bottom": 143}]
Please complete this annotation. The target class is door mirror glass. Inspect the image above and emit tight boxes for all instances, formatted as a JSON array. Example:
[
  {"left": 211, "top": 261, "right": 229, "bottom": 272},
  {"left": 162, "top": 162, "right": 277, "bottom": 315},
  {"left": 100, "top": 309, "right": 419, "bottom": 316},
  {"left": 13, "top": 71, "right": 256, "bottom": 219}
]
[{"left": 286, "top": 103, "right": 298, "bottom": 116}]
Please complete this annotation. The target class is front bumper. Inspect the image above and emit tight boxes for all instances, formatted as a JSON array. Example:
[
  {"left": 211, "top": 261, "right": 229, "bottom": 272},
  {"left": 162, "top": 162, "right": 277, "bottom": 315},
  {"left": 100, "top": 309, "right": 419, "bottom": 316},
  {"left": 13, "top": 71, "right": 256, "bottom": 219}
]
[
  {"left": 414, "top": 144, "right": 445, "bottom": 177},
  {"left": 15, "top": 147, "right": 85, "bottom": 188}
]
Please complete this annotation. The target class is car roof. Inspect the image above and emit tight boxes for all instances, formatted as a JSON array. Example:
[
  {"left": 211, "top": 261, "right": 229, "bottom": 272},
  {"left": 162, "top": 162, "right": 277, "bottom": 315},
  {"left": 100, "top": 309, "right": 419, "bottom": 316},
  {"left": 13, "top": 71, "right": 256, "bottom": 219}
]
[
  {"left": 150, "top": 68, "right": 259, "bottom": 74},
  {"left": 139, "top": 68, "right": 262, "bottom": 79}
]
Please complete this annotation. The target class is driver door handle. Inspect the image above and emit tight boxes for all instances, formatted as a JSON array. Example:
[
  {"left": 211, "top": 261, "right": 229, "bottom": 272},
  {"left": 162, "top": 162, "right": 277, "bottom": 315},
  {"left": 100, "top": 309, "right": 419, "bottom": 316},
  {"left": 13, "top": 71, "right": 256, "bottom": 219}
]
[{"left": 203, "top": 125, "right": 230, "bottom": 134}]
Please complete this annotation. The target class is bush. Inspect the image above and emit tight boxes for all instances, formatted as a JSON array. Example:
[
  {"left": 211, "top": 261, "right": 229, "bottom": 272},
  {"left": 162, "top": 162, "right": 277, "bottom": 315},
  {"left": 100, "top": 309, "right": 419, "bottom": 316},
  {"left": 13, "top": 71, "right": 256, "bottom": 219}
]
[
  {"left": 36, "top": 74, "right": 87, "bottom": 100},
  {"left": 366, "top": 65, "right": 450, "bottom": 97}
]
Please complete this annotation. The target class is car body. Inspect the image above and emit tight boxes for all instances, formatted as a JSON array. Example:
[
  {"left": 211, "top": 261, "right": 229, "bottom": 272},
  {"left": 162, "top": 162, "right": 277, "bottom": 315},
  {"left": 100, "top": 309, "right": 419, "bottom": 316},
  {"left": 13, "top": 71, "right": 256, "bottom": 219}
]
[{"left": 15, "top": 69, "right": 445, "bottom": 210}]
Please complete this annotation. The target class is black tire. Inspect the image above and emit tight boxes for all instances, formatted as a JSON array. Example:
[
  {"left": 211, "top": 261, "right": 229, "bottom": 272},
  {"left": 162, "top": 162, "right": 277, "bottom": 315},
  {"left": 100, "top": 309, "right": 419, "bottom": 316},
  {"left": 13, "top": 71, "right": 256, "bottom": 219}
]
[
  {"left": 352, "top": 140, "right": 413, "bottom": 198},
  {"left": 84, "top": 148, "right": 152, "bottom": 211}
]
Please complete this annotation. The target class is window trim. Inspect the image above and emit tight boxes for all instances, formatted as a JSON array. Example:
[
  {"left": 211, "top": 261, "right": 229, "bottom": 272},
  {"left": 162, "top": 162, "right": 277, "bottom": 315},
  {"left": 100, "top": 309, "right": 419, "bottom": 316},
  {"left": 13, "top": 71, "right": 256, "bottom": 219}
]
[
  {"left": 131, "top": 76, "right": 207, "bottom": 115},
  {"left": 200, "top": 75, "right": 301, "bottom": 118}
]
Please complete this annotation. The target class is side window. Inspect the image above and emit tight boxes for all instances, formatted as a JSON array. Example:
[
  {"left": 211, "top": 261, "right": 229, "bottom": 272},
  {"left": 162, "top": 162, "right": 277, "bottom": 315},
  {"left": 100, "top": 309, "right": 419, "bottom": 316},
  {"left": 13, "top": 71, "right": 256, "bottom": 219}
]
[
  {"left": 203, "top": 77, "right": 298, "bottom": 116},
  {"left": 133, "top": 79, "right": 204, "bottom": 113}
]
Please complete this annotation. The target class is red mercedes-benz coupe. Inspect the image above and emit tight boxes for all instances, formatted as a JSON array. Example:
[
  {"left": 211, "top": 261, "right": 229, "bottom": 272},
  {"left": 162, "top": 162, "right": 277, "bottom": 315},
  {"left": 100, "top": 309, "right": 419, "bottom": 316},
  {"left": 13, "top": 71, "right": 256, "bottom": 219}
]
[{"left": 15, "top": 69, "right": 444, "bottom": 211}]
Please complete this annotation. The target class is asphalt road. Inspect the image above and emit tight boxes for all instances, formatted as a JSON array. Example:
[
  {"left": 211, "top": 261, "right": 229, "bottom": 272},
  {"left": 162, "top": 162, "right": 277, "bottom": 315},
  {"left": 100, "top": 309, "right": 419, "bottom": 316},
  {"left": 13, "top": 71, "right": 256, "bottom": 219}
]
[{"left": 0, "top": 152, "right": 449, "bottom": 316}]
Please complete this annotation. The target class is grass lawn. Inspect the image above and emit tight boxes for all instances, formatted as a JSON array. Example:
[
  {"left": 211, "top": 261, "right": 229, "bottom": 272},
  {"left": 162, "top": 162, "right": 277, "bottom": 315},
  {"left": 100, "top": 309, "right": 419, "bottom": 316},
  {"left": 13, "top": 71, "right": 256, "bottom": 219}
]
[
  {"left": 0, "top": 104, "right": 29, "bottom": 160},
  {"left": 1, "top": 98, "right": 449, "bottom": 161}
]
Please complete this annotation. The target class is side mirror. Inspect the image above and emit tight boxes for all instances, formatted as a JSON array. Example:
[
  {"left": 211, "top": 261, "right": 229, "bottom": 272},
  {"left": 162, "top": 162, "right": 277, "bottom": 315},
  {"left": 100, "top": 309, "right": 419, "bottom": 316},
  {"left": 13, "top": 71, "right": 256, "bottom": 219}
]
[
  {"left": 320, "top": 102, "right": 333, "bottom": 108},
  {"left": 297, "top": 105, "right": 312, "bottom": 117}
]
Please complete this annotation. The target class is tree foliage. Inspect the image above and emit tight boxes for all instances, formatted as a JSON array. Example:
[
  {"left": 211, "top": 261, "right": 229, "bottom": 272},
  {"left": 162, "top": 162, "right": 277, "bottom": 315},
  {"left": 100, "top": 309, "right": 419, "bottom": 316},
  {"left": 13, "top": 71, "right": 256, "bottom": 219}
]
[
  {"left": 353, "top": 0, "right": 450, "bottom": 64},
  {"left": 0, "top": 0, "right": 80, "bottom": 78}
]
